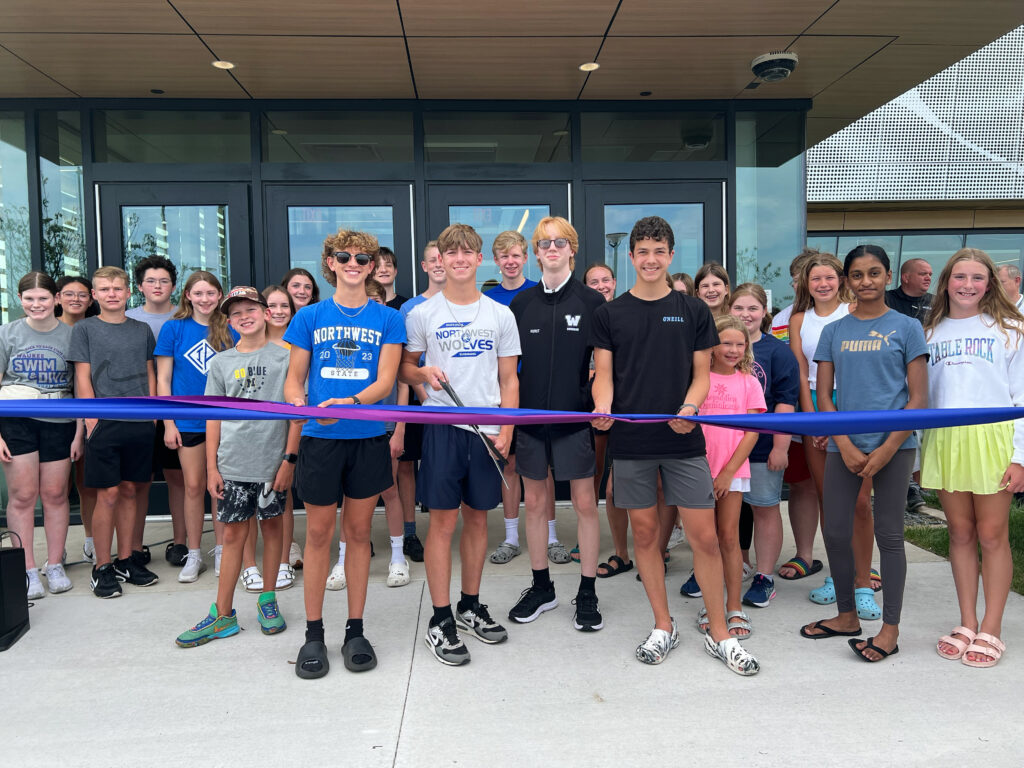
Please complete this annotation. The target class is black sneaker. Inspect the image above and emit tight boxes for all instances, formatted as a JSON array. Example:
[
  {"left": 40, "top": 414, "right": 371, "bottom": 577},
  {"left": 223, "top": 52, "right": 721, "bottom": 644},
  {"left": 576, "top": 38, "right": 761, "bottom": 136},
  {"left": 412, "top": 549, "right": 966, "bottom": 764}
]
[
  {"left": 91, "top": 564, "right": 122, "bottom": 599},
  {"left": 906, "top": 482, "right": 926, "bottom": 513},
  {"left": 113, "top": 552, "right": 160, "bottom": 587},
  {"left": 403, "top": 534, "right": 424, "bottom": 562},
  {"left": 572, "top": 590, "right": 604, "bottom": 632},
  {"left": 138, "top": 545, "right": 151, "bottom": 565},
  {"left": 456, "top": 602, "right": 508, "bottom": 644},
  {"left": 165, "top": 543, "right": 189, "bottom": 567},
  {"left": 508, "top": 583, "right": 558, "bottom": 624}
]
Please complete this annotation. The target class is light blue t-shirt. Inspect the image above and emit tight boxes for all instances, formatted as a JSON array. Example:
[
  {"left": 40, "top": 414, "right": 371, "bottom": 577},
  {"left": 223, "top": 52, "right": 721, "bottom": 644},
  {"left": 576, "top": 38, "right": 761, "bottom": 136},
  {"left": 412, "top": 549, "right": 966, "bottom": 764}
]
[
  {"left": 283, "top": 298, "right": 406, "bottom": 440},
  {"left": 155, "top": 317, "right": 239, "bottom": 432},
  {"left": 815, "top": 309, "right": 928, "bottom": 454}
]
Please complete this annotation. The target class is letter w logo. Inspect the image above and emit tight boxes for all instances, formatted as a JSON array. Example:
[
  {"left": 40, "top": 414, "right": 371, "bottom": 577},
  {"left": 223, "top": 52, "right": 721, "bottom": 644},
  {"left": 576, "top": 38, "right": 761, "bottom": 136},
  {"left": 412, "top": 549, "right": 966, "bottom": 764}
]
[{"left": 564, "top": 315, "right": 581, "bottom": 328}]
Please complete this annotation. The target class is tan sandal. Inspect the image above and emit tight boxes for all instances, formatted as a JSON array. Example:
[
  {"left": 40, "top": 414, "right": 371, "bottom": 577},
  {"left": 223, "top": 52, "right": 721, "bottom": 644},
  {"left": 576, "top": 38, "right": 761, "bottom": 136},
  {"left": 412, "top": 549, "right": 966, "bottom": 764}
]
[
  {"left": 961, "top": 632, "right": 1005, "bottom": 668},
  {"left": 936, "top": 625, "right": 976, "bottom": 660}
]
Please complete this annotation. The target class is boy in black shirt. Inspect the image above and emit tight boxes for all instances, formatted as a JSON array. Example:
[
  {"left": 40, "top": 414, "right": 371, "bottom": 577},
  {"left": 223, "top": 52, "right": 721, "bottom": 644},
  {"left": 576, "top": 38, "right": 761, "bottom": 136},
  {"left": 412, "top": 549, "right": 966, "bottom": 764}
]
[{"left": 590, "top": 216, "right": 758, "bottom": 675}]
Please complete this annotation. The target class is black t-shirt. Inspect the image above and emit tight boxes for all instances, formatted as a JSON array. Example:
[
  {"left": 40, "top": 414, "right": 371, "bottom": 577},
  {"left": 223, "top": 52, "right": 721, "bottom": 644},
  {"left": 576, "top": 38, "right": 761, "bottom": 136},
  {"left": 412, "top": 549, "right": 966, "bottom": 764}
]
[
  {"left": 590, "top": 290, "right": 718, "bottom": 460},
  {"left": 386, "top": 294, "right": 409, "bottom": 311}
]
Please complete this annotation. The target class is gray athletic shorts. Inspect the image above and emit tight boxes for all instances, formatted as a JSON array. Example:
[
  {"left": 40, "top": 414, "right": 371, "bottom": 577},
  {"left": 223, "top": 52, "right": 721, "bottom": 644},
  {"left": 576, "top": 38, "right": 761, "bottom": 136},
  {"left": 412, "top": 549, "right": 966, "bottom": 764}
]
[
  {"left": 217, "top": 479, "right": 287, "bottom": 523},
  {"left": 516, "top": 428, "right": 595, "bottom": 482},
  {"left": 611, "top": 456, "right": 715, "bottom": 510}
]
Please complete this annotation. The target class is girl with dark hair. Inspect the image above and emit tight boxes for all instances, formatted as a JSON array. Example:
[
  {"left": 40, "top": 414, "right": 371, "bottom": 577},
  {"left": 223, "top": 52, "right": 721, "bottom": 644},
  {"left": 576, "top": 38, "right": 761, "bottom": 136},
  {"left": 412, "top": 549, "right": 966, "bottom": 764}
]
[
  {"left": 0, "top": 271, "right": 82, "bottom": 597},
  {"left": 281, "top": 268, "right": 319, "bottom": 308},
  {"left": 799, "top": 246, "right": 928, "bottom": 662},
  {"left": 695, "top": 263, "right": 731, "bottom": 317}
]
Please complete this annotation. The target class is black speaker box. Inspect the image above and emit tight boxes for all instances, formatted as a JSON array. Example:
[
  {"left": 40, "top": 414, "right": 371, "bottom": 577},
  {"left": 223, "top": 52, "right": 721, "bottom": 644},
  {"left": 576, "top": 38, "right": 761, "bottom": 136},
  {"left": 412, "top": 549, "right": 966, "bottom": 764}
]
[{"left": 0, "top": 530, "right": 30, "bottom": 652}]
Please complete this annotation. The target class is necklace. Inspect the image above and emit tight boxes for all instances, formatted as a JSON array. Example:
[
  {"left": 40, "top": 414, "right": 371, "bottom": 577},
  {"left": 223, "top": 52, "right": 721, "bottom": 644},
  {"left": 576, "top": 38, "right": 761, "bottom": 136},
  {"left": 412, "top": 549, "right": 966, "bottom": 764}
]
[
  {"left": 443, "top": 295, "right": 482, "bottom": 344},
  {"left": 333, "top": 297, "right": 370, "bottom": 319}
]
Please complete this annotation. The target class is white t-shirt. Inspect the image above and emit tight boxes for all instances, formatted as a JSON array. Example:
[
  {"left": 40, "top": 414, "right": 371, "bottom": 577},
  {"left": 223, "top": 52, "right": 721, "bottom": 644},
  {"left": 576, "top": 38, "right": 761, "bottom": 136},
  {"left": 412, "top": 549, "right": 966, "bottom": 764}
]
[
  {"left": 797, "top": 303, "right": 851, "bottom": 387},
  {"left": 405, "top": 291, "right": 521, "bottom": 435},
  {"left": 926, "top": 313, "right": 1024, "bottom": 465}
]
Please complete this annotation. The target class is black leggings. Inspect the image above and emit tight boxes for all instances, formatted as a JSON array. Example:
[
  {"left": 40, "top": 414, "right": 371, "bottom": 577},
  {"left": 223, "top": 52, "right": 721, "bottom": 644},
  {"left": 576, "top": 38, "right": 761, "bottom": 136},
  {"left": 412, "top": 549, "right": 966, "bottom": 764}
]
[{"left": 822, "top": 449, "right": 915, "bottom": 626}]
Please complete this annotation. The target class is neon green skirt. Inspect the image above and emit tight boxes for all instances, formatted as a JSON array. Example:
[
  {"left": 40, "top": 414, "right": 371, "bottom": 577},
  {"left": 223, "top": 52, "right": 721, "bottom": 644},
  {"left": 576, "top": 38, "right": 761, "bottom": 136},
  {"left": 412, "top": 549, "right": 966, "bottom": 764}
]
[{"left": 921, "top": 422, "right": 1014, "bottom": 495}]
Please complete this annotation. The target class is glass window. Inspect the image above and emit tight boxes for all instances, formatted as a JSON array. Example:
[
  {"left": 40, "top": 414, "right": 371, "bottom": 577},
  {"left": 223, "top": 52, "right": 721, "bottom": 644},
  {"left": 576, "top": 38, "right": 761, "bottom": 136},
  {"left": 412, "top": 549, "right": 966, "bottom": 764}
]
[
  {"left": 805, "top": 235, "right": 838, "bottom": 256},
  {"left": 836, "top": 235, "right": 903, "bottom": 286},
  {"left": 94, "top": 111, "right": 250, "bottom": 163},
  {"left": 448, "top": 204, "right": 549, "bottom": 289},
  {"left": 602, "top": 204, "right": 703, "bottom": 295},
  {"left": 581, "top": 112, "right": 725, "bottom": 162},
  {"left": 285, "top": 206, "right": 395, "bottom": 300},
  {"left": 423, "top": 113, "right": 570, "bottom": 163},
  {"left": 38, "top": 111, "right": 88, "bottom": 279},
  {"left": 0, "top": 112, "right": 30, "bottom": 324},
  {"left": 736, "top": 111, "right": 805, "bottom": 312},
  {"left": 122, "top": 205, "right": 230, "bottom": 308},
  {"left": 965, "top": 233, "right": 1024, "bottom": 272},
  {"left": 262, "top": 111, "right": 414, "bottom": 163},
  {"left": 898, "top": 233, "right": 964, "bottom": 286}
]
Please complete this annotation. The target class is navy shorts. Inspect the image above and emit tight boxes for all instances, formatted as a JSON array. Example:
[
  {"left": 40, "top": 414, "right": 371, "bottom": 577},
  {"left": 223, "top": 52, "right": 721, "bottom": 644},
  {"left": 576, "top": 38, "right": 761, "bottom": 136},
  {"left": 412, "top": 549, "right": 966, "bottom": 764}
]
[{"left": 418, "top": 424, "right": 502, "bottom": 512}]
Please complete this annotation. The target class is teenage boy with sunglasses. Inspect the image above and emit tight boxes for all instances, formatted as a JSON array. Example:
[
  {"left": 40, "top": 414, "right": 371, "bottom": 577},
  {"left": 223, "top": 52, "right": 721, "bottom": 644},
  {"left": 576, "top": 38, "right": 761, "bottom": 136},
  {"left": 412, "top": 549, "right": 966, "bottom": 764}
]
[
  {"left": 284, "top": 230, "right": 405, "bottom": 679},
  {"left": 401, "top": 223, "right": 521, "bottom": 666}
]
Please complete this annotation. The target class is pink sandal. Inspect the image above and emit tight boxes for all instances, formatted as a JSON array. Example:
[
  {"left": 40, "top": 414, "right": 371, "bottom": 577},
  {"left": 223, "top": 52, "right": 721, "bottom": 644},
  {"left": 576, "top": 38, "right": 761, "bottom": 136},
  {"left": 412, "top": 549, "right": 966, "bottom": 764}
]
[
  {"left": 936, "top": 626, "right": 976, "bottom": 660},
  {"left": 961, "top": 633, "right": 1005, "bottom": 668}
]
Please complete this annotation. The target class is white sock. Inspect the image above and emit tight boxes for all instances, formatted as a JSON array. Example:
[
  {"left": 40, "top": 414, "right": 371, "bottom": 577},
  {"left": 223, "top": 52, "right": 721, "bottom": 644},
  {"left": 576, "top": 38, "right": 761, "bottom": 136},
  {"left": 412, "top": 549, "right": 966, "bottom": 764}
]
[
  {"left": 390, "top": 535, "right": 404, "bottom": 564},
  {"left": 187, "top": 548, "right": 201, "bottom": 559},
  {"left": 337, "top": 541, "right": 346, "bottom": 566},
  {"left": 84, "top": 536, "right": 94, "bottom": 549},
  {"left": 504, "top": 516, "right": 519, "bottom": 547},
  {"left": 547, "top": 519, "right": 558, "bottom": 545}
]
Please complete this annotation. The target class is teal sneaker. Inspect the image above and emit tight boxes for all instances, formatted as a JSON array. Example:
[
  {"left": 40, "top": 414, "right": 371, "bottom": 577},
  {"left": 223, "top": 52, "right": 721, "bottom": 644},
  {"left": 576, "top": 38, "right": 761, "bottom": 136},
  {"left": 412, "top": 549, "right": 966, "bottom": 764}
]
[
  {"left": 175, "top": 604, "right": 239, "bottom": 647},
  {"left": 257, "top": 592, "right": 286, "bottom": 635}
]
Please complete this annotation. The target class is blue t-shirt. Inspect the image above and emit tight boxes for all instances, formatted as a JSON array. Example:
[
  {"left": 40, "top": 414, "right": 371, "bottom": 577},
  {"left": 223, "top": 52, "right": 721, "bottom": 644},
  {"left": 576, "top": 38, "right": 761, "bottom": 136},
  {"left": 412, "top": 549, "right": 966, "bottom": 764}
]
[
  {"left": 750, "top": 333, "right": 800, "bottom": 463},
  {"left": 155, "top": 317, "right": 239, "bottom": 432},
  {"left": 400, "top": 294, "right": 427, "bottom": 321},
  {"left": 486, "top": 279, "right": 537, "bottom": 307},
  {"left": 283, "top": 299, "right": 406, "bottom": 440},
  {"left": 815, "top": 309, "right": 928, "bottom": 454}
]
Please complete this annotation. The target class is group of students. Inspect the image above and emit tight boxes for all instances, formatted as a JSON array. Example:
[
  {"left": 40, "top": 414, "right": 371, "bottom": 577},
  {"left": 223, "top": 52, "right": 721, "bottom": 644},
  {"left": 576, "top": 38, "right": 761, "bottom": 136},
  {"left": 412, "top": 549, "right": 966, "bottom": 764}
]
[{"left": 1, "top": 213, "right": 1021, "bottom": 677}]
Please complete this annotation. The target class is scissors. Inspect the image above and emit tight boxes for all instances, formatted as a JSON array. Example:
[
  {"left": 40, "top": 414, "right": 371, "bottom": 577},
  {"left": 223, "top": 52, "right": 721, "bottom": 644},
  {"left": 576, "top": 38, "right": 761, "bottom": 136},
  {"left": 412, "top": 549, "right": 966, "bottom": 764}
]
[{"left": 439, "top": 379, "right": 510, "bottom": 488}]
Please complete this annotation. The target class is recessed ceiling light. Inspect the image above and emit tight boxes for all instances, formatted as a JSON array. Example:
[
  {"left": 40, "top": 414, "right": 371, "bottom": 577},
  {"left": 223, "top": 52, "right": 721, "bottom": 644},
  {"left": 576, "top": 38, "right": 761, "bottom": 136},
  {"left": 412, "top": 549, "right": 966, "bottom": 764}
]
[
  {"left": 212, "top": 60, "right": 235, "bottom": 70},
  {"left": 270, "top": 129, "right": 288, "bottom": 135},
  {"left": 552, "top": 129, "right": 569, "bottom": 137},
  {"left": 579, "top": 62, "right": 600, "bottom": 72},
  {"left": 639, "top": 91, "right": 652, "bottom": 97},
  {"left": 150, "top": 88, "right": 165, "bottom": 95}
]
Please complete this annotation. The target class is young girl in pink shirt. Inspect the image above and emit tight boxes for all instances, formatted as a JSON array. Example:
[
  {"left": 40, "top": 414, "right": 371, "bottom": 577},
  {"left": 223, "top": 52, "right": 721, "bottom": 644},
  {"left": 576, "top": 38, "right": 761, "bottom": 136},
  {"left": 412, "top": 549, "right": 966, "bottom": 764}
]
[{"left": 695, "top": 315, "right": 766, "bottom": 645}]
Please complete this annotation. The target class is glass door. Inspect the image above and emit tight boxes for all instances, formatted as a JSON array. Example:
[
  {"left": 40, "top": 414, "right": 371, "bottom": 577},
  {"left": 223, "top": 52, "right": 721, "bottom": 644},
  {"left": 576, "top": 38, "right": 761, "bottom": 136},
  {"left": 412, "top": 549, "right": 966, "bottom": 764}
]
[
  {"left": 583, "top": 182, "right": 724, "bottom": 296},
  {"left": 426, "top": 183, "right": 570, "bottom": 292},
  {"left": 98, "top": 183, "right": 251, "bottom": 305},
  {"left": 265, "top": 184, "right": 415, "bottom": 300}
]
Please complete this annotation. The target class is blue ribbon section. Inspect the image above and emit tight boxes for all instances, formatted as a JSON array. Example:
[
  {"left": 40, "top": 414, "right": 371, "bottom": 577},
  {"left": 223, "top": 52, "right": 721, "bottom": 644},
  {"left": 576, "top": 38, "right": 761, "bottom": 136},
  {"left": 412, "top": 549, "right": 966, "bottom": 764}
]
[{"left": 0, "top": 396, "right": 1018, "bottom": 437}]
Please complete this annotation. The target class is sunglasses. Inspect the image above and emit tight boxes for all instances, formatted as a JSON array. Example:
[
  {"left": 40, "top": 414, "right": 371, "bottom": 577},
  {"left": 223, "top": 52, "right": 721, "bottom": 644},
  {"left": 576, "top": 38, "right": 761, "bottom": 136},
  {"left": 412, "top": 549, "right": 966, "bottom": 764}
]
[
  {"left": 537, "top": 238, "right": 569, "bottom": 250},
  {"left": 331, "top": 251, "right": 372, "bottom": 266}
]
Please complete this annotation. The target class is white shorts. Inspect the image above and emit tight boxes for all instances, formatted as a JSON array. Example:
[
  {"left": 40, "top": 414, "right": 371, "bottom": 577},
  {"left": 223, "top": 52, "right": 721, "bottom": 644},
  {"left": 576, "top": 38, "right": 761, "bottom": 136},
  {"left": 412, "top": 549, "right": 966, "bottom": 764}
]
[{"left": 728, "top": 476, "right": 751, "bottom": 493}]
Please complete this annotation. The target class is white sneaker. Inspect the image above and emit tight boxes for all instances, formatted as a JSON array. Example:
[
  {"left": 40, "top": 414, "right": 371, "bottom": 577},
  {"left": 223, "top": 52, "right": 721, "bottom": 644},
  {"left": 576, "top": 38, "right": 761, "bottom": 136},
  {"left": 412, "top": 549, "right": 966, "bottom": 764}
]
[
  {"left": 742, "top": 562, "right": 755, "bottom": 583},
  {"left": 276, "top": 563, "right": 295, "bottom": 590},
  {"left": 45, "top": 563, "right": 73, "bottom": 594},
  {"left": 387, "top": 558, "right": 411, "bottom": 588},
  {"left": 83, "top": 539, "right": 95, "bottom": 564},
  {"left": 325, "top": 561, "right": 346, "bottom": 591},
  {"left": 241, "top": 566, "right": 263, "bottom": 593},
  {"left": 26, "top": 568, "right": 45, "bottom": 600},
  {"left": 666, "top": 525, "right": 686, "bottom": 550},
  {"left": 178, "top": 551, "right": 207, "bottom": 583},
  {"left": 288, "top": 541, "right": 303, "bottom": 568},
  {"left": 210, "top": 545, "right": 223, "bottom": 576}
]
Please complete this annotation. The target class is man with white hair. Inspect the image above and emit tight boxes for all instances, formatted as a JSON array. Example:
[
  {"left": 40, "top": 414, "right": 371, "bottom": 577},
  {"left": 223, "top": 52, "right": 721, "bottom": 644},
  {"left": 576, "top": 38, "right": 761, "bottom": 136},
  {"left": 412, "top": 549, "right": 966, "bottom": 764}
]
[{"left": 997, "top": 264, "right": 1023, "bottom": 312}]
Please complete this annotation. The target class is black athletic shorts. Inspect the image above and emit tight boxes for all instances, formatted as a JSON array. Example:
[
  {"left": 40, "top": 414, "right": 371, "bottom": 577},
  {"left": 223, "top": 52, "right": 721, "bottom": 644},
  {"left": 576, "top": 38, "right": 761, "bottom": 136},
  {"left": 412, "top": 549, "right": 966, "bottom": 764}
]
[
  {"left": 178, "top": 431, "right": 205, "bottom": 448},
  {"left": 418, "top": 424, "right": 502, "bottom": 512},
  {"left": 84, "top": 420, "right": 156, "bottom": 489},
  {"left": 295, "top": 434, "right": 392, "bottom": 506},
  {"left": 400, "top": 420, "right": 423, "bottom": 462},
  {"left": 153, "top": 421, "right": 180, "bottom": 472},
  {"left": 516, "top": 428, "right": 595, "bottom": 482},
  {"left": 0, "top": 417, "right": 76, "bottom": 462}
]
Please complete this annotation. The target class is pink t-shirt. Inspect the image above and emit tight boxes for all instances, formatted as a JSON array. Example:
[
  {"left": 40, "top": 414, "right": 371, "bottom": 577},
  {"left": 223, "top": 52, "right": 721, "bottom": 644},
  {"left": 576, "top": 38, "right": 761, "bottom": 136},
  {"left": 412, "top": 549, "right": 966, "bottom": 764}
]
[{"left": 702, "top": 370, "right": 767, "bottom": 478}]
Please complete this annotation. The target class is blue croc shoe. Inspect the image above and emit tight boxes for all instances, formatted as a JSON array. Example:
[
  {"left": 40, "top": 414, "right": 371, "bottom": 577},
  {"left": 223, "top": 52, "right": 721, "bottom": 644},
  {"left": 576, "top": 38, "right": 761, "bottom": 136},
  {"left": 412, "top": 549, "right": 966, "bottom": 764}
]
[
  {"left": 809, "top": 576, "right": 836, "bottom": 605},
  {"left": 855, "top": 587, "right": 881, "bottom": 620}
]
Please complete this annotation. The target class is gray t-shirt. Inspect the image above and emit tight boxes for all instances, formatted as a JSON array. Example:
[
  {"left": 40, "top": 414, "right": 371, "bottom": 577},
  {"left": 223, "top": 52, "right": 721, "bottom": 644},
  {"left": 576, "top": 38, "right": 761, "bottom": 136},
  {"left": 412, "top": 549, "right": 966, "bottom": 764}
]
[
  {"left": 68, "top": 317, "right": 155, "bottom": 415},
  {"left": 815, "top": 309, "right": 929, "bottom": 454},
  {"left": 126, "top": 305, "right": 176, "bottom": 342},
  {"left": 205, "top": 343, "right": 290, "bottom": 482},
  {"left": 0, "top": 318, "right": 74, "bottom": 423}
]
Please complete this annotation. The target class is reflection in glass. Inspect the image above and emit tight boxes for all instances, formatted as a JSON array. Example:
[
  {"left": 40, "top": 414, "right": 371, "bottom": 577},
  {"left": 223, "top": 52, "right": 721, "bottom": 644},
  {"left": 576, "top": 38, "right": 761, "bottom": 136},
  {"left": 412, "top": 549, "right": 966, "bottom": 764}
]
[
  {"left": 837, "top": 235, "right": 902, "bottom": 286},
  {"left": 286, "top": 206, "right": 395, "bottom": 299},
  {"left": 39, "top": 111, "right": 87, "bottom": 279},
  {"left": 581, "top": 112, "right": 726, "bottom": 162},
  {"left": 805, "top": 235, "right": 838, "bottom": 256},
  {"left": 95, "top": 111, "right": 250, "bottom": 163},
  {"left": 898, "top": 233, "right": 965, "bottom": 285},
  {"left": 0, "top": 112, "right": 31, "bottom": 323},
  {"left": 424, "top": 113, "right": 570, "bottom": 163},
  {"left": 121, "top": 206, "right": 229, "bottom": 308},
  {"left": 262, "top": 112, "right": 414, "bottom": 163},
  {"left": 966, "top": 233, "right": 1024, "bottom": 271},
  {"left": 602, "top": 204, "right": 703, "bottom": 294},
  {"left": 736, "top": 111, "right": 806, "bottom": 311},
  {"left": 448, "top": 204, "right": 549, "bottom": 289}
]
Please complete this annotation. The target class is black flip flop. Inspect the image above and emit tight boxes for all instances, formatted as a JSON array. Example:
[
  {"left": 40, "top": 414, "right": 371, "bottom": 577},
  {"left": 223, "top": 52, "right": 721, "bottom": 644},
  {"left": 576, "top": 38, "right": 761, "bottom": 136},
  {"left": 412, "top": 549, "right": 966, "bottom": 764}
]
[
  {"left": 295, "top": 640, "right": 329, "bottom": 679},
  {"left": 849, "top": 637, "right": 899, "bottom": 661},
  {"left": 800, "top": 620, "right": 863, "bottom": 639},
  {"left": 342, "top": 636, "right": 378, "bottom": 672},
  {"left": 597, "top": 555, "right": 633, "bottom": 578}
]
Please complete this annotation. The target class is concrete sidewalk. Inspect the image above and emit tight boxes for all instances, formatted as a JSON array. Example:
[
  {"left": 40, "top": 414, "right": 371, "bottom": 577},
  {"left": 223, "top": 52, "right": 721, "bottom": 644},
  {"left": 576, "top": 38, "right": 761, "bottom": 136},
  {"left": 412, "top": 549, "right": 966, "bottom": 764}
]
[{"left": 5, "top": 505, "right": 1021, "bottom": 767}]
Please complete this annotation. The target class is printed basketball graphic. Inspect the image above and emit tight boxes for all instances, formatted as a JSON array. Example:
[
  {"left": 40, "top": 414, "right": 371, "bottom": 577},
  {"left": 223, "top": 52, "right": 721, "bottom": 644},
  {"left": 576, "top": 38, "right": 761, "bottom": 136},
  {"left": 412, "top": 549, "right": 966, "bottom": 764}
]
[{"left": 321, "top": 338, "right": 370, "bottom": 380}]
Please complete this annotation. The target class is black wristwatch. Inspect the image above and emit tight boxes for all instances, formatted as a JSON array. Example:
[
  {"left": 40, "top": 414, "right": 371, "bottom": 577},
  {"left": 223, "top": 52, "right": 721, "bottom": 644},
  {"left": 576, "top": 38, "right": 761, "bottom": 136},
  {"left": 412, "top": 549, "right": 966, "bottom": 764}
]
[
  {"left": 283, "top": 453, "right": 298, "bottom": 464},
  {"left": 350, "top": 395, "right": 362, "bottom": 405}
]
